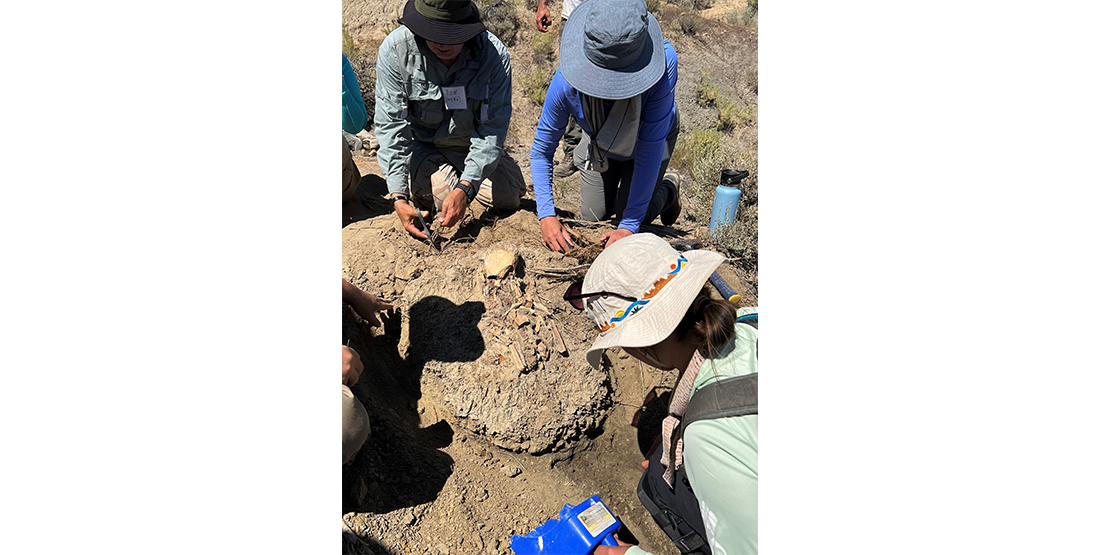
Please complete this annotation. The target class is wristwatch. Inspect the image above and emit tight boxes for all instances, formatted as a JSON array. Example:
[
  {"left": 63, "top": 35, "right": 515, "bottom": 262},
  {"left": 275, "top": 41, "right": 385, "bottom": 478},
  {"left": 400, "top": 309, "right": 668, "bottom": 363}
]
[{"left": 455, "top": 182, "right": 476, "bottom": 204}]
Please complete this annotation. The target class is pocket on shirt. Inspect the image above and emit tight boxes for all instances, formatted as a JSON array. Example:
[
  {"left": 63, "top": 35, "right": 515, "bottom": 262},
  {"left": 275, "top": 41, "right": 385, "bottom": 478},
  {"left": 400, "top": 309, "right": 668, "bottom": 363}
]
[
  {"left": 446, "top": 84, "right": 489, "bottom": 139},
  {"left": 408, "top": 78, "right": 444, "bottom": 128},
  {"left": 468, "top": 83, "right": 490, "bottom": 125}
]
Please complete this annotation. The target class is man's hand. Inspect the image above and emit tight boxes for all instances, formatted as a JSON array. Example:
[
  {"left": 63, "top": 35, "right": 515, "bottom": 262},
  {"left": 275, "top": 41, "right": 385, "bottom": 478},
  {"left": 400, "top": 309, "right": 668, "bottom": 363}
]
[
  {"left": 437, "top": 186, "right": 469, "bottom": 228},
  {"left": 600, "top": 228, "right": 634, "bottom": 249},
  {"left": 342, "top": 345, "right": 363, "bottom": 387},
  {"left": 535, "top": 0, "right": 552, "bottom": 32},
  {"left": 540, "top": 215, "right": 574, "bottom": 253},
  {"left": 393, "top": 198, "right": 430, "bottom": 240},
  {"left": 343, "top": 279, "right": 394, "bottom": 327}
]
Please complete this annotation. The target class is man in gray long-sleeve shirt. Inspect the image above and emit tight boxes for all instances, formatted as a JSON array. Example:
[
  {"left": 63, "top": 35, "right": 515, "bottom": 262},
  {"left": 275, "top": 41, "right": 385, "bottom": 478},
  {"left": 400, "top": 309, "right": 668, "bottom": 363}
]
[{"left": 376, "top": 0, "right": 525, "bottom": 240}]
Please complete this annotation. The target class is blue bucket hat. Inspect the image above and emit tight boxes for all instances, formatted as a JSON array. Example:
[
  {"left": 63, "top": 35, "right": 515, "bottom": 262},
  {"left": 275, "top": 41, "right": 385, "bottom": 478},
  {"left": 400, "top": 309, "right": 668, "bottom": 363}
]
[{"left": 559, "top": 0, "right": 665, "bottom": 100}]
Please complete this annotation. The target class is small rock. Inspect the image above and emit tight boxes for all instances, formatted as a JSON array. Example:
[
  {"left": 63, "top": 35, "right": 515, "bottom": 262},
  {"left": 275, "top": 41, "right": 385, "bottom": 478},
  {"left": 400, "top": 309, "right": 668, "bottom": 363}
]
[
  {"left": 503, "top": 465, "right": 522, "bottom": 478},
  {"left": 343, "top": 130, "right": 363, "bottom": 152},
  {"left": 436, "top": 544, "right": 450, "bottom": 555},
  {"left": 403, "top": 513, "right": 415, "bottom": 526},
  {"left": 356, "top": 130, "right": 380, "bottom": 150}
]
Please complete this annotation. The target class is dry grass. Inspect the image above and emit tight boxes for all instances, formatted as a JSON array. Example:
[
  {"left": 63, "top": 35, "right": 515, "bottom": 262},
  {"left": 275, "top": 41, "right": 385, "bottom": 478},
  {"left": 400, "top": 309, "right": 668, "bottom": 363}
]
[
  {"left": 482, "top": 0, "right": 521, "bottom": 46},
  {"left": 342, "top": 27, "right": 359, "bottom": 59},
  {"left": 519, "top": 65, "right": 550, "bottom": 105},
  {"left": 727, "top": 0, "right": 758, "bottom": 26},
  {"left": 695, "top": 69, "right": 719, "bottom": 106},
  {"left": 531, "top": 28, "right": 556, "bottom": 63},
  {"left": 716, "top": 92, "right": 753, "bottom": 130},
  {"left": 676, "top": 9, "right": 700, "bottom": 35},
  {"left": 672, "top": 128, "right": 724, "bottom": 184}
]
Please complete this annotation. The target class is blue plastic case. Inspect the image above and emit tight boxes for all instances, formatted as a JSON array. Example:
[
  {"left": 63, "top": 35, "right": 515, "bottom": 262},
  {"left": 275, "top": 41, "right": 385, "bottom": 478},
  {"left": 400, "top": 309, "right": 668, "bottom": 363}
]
[{"left": 510, "top": 495, "right": 621, "bottom": 555}]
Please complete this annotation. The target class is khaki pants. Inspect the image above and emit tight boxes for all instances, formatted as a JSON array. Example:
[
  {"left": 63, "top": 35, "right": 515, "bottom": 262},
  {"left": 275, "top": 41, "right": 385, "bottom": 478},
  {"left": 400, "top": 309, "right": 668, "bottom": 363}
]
[
  {"left": 342, "top": 385, "right": 370, "bottom": 465},
  {"left": 343, "top": 136, "right": 361, "bottom": 202},
  {"left": 410, "top": 152, "right": 525, "bottom": 213}
]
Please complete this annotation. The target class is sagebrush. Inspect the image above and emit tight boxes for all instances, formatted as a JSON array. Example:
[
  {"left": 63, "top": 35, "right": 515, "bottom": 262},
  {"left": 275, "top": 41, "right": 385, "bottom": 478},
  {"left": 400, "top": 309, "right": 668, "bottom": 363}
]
[{"left": 482, "top": 0, "right": 521, "bottom": 46}]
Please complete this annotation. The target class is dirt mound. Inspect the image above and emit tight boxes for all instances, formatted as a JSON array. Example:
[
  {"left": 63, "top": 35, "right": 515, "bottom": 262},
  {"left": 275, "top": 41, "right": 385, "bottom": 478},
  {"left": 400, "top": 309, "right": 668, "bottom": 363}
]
[
  {"left": 395, "top": 235, "right": 613, "bottom": 455},
  {"left": 341, "top": 154, "right": 749, "bottom": 555}
]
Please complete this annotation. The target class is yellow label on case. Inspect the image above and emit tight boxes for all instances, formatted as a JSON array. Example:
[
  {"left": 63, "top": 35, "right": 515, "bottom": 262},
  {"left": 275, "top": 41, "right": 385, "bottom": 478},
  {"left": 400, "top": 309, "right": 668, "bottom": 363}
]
[{"left": 578, "top": 502, "right": 615, "bottom": 538}]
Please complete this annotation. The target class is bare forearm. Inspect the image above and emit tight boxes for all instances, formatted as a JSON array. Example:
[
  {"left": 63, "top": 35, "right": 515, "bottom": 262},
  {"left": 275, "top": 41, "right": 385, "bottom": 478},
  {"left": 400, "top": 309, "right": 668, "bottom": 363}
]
[{"left": 342, "top": 278, "right": 362, "bottom": 305}]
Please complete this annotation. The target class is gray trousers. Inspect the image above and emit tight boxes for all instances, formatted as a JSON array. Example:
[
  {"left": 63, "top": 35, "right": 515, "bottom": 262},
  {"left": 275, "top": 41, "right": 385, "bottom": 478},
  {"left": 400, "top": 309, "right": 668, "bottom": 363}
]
[{"left": 578, "top": 112, "right": 680, "bottom": 224}]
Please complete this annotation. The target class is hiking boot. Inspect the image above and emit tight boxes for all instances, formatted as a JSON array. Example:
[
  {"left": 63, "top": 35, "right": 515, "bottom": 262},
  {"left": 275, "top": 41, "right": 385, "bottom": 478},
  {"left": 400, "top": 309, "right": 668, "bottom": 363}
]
[
  {"left": 660, "top": 171, "right": 682, "bottom": 226},
  {"left": 554, "top": 159, "right": 578, "bottom": 178}
]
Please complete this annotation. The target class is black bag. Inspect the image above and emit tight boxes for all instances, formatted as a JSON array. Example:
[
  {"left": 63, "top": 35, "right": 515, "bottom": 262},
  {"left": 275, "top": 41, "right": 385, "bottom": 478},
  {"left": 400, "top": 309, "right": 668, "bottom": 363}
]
[{"left": 636, "top": 372, "right": 758, "bottom": 554}]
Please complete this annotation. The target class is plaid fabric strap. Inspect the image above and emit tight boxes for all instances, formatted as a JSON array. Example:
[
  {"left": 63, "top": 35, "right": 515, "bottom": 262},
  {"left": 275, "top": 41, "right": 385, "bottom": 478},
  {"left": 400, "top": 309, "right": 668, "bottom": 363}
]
[{"left": 660, "top": 350, "right": 706, "bottom": 488}]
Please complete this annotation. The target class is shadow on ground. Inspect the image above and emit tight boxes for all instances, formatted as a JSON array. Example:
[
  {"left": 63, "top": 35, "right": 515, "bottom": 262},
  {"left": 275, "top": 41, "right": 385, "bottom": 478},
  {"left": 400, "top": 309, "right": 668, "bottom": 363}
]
[
  {"left": 343, "top": 173, "right": 391, "bottom": 228},
  {"left": 342, "top": 301, "right": 456, "bottom": 517},
  {"left": 341, "top": 294, "right": 486, "bottom": 517}
]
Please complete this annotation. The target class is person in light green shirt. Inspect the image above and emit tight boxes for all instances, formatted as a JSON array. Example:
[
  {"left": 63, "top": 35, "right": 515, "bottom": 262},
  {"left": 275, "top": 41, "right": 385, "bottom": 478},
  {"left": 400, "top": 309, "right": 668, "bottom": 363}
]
[{"left": 565, "top": 233, "right": 758, "bottom": 555}]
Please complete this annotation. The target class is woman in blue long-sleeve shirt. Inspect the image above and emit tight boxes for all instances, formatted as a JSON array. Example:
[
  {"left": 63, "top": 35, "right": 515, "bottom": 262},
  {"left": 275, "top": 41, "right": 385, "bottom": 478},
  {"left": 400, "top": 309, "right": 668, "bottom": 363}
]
[{"left": 530, "top": 0, "right": 680, "bottom": 252}]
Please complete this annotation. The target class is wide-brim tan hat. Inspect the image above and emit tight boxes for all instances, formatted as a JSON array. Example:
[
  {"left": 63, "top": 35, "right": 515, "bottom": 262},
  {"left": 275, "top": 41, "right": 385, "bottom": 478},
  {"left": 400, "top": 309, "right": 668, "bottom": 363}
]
[{"left": 581, "top": 233, "right": 725, "bottom": 369}]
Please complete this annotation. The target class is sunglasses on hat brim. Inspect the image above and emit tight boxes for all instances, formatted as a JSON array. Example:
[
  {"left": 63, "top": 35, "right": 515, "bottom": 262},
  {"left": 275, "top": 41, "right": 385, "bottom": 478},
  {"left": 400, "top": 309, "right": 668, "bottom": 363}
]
[{"left": 562, "top": 279, "right": 637, "bottom": 310}]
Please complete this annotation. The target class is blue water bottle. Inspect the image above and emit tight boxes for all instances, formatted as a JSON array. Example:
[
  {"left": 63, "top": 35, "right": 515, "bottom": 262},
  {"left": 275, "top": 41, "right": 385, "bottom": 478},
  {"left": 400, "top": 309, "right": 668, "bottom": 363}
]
[{"left": 709, "top": 169, "right": 748, "bottom": 234}]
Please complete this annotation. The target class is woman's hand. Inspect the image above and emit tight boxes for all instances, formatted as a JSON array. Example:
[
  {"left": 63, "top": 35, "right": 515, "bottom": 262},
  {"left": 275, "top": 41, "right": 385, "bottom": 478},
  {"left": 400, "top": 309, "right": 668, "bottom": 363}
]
[
  {"left": 600, "top": 228, "right": 634, "bottom": 248},
  {"left": 540, "top": 216, "right": 574, "bottom": 253},
  {"left": 594, "top": 534, "right": 635, "bottom": 555}
]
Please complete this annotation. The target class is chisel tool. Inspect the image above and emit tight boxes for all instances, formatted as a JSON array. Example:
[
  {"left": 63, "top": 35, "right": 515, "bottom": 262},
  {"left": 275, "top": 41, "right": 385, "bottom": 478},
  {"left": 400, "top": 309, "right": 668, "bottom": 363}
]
[{"left": 405, "top": 198, "right": 439, "bottom": 253}]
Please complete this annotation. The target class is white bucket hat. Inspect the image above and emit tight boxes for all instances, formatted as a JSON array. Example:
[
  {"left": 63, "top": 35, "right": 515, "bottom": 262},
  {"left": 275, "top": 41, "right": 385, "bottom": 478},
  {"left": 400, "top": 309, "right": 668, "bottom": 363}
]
[{"left": 579, "top": 234, "right": 725, "bottom": 369}]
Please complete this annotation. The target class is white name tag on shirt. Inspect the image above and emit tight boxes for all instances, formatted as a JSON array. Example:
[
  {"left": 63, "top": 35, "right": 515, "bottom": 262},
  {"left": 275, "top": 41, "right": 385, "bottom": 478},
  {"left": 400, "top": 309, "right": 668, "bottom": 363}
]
[{"left": 442, "top": 86, "right": 467, "bottom": 110}]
